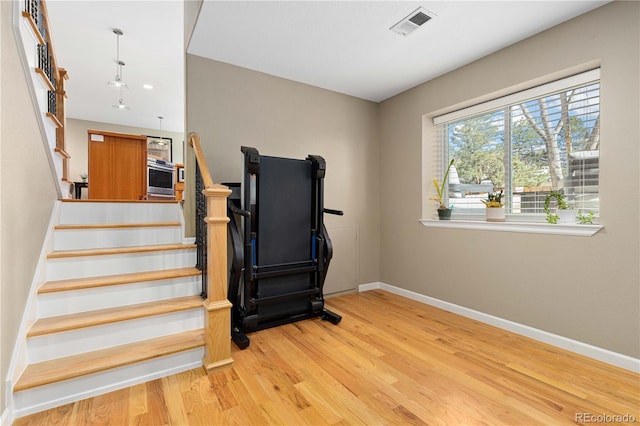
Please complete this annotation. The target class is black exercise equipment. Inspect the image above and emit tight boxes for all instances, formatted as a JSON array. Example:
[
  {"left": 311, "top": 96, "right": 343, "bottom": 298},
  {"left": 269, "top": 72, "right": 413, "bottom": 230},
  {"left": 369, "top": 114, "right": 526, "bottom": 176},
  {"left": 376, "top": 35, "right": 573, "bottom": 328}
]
[{"left": 226, "top": 146, "right": 343, "bottom": 349}]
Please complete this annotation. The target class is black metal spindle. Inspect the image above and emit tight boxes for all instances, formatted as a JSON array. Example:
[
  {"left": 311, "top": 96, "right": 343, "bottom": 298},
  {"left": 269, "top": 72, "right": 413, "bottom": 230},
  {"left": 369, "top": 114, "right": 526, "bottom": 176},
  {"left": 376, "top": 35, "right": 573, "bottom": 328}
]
[
  {"left": 46, "top": 44, "right": 53, "bottom": 83},
  {"left": 37, "top": 43, "right": 45, "bottom": 70},
  {"left": 25, "top": 0, "right": 46, "bottom": 42},
  {"left": 195, "top": 162, "right": 208, "bottom": 299},
  {"left": 25, "top": 0, "right": 38, "bottom": 26},
  {"left": 45, "top": 43, "right": 53, "bottom": 84},
  {"left": 47, "top": 89, "right": 56, "bottom": 115},
  {"left": 37, "top": 43, "right": 54, "bottom": 85}
]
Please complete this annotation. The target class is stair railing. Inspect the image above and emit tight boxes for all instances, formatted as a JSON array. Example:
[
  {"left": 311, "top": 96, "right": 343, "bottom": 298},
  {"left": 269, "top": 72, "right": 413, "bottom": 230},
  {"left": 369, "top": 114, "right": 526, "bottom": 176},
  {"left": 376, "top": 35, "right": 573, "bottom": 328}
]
[
  {"left": 188, "top": 132, "right": 234, "bottom": 373},
  {"left": 21, "top": 0, "right": 70, "bottom": 183}
]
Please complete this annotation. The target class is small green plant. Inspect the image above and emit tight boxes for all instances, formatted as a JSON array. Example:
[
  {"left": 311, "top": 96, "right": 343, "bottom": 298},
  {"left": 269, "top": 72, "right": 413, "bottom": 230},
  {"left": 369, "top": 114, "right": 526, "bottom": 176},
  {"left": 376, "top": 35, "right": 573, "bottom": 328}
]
[
  {"left": 544, "top": 191, "right": 570, "bottom": 224},
  {"left": 430, "top": 159, "right": 454, "bottom": 210},
  {"left": 481, "top": 190, "right": 504, "bottom": 208},
  {"left": 576, "top": 209, "right": 595, "bottom": 224}
]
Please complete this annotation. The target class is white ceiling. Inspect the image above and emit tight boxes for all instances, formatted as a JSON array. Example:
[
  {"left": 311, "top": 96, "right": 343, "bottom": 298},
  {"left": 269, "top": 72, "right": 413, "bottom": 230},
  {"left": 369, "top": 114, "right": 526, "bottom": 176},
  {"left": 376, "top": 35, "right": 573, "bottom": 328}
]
[
  {"left": 46, "top": 1, "right": 609, "bottom": 134},
  {"left": 46, "top": 0, "right": 185, "bottom": 133}
]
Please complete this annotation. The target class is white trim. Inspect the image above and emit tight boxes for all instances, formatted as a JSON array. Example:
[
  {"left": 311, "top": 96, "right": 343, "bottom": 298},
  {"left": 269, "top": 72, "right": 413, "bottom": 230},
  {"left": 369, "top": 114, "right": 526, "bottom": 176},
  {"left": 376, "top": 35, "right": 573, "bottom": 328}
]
[
  {"left": 358, "top": 282, "right": 385, "bottom": 292},
  {"left": 358, "top": 282, "right": 639, "bottom": 373},
  {"left": 178, "top": 200, "right": 192, "bottom": 244},
  {"left": 433, "top": 68, "right": 600, "bottom": 124},
  {"left": 180, "top": 197, "right": 194, "bottom": 244},
  {"left": 4, "top": 201, "right": 61, "bottom": 425},
  {"left": 1, "top": 408, "right": 9, "bottom": 426},
  {"left": 0, "top": 1, "right": 3, "bottom": 416},
  {"left": 420, "top": 219, "right": 603, "bottom": 236}
]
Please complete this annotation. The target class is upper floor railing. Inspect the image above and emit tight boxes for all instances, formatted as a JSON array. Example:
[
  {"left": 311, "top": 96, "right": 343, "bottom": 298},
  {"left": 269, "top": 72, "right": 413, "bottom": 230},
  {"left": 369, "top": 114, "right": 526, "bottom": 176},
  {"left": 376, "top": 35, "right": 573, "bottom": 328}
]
[{"left": 21, "top": 0, "right": 70, "bottom": 180}]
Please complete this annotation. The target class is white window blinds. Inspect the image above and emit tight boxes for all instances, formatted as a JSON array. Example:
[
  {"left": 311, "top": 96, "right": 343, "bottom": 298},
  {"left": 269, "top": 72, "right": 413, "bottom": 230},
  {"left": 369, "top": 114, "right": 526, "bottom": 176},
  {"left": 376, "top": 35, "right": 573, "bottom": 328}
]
[{"left": 432, "top": 69, "right": 600, "bottom": 219}]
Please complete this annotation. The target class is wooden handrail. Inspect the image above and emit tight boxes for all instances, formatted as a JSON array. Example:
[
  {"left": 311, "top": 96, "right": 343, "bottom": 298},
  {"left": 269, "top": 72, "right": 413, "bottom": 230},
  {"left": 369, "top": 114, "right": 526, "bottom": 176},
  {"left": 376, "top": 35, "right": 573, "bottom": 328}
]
[
  {"left": 189, "top": 133, "right": 215, "bottom": 189},
  {"left": 22, "top": 0, "right": 69, "bottom": 181},
  {"left": 188, "top": 132, "right": 233, "bottom": 374}
]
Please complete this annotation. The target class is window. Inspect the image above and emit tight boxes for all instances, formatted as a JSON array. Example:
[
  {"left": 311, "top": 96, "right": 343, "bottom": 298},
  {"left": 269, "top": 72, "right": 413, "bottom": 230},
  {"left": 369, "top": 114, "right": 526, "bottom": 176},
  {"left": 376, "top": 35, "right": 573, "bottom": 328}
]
[{"left": 432, "top": 69, "right": 600, "bottom": 222}]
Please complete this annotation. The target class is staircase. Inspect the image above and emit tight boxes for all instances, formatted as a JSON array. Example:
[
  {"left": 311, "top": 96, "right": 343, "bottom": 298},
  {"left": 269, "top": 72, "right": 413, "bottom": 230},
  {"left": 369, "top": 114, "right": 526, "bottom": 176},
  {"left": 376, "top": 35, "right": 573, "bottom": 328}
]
[{"left": 12, "top": 200, "right": 205, "bottom": 417}]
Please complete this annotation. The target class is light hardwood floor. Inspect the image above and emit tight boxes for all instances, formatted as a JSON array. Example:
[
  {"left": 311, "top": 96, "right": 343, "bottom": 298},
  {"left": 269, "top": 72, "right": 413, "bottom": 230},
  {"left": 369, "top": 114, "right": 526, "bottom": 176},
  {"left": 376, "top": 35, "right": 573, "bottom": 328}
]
[{"left": 14, "top": 290, "right": 639, "bottom": 425}]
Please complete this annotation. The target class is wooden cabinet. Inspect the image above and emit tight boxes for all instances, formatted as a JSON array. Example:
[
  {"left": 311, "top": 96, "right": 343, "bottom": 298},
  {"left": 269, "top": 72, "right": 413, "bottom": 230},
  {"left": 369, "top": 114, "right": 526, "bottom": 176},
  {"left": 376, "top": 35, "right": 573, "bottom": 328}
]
[{"left": 88, "top": 130, "right": 147, "bottom": 200}]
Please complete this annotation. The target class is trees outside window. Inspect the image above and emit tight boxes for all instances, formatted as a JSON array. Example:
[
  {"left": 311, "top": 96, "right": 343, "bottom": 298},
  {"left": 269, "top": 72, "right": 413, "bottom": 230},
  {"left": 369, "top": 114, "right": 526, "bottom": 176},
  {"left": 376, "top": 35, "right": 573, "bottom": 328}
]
[{"left": 435, "top": 72, "right": 600, "bottom": 219}]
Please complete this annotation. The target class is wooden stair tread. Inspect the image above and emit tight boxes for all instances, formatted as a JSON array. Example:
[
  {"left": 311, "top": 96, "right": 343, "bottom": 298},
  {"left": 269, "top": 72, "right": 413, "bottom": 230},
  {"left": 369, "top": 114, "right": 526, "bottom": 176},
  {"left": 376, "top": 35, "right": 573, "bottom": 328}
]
[
  {"left": 47, "top": 243, "right": 197, "bottom": 259},
  {"left": 39, "top": 267, "right": 201, "bottom": 294},
  {"left": 14, "top": 330, "right": 204, "bottom": 392},
  {"left": 54, "top": 222, "right": 181, "bottom": 230},
  {"left": 28, "top": 296, "right": 203, "bottom": 337}
]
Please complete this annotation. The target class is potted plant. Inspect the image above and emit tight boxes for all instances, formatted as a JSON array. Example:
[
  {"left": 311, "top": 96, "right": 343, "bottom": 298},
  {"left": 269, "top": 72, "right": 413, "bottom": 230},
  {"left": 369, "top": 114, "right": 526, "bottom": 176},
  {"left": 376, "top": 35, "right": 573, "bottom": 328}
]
[
  {"left": 481, "top": 190, "right": 505, "bottom": 222},
  {"left": 80, "top": 173, "right": 88, "bottom": 182},
  {"left": 576, "top": 209, "right": 595, "bottom": 224},
  {"left": 544, "top": 191, "right": 575, "bottom": 224},
  {"left": 430, "top": 159, "right": 454, "bottom": 220}
]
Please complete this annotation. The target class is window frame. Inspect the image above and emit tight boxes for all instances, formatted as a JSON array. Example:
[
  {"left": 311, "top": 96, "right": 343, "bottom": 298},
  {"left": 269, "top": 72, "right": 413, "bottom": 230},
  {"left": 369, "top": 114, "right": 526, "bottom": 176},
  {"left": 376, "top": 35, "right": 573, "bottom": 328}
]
[
  {"left": 419, "top": 217, "right": 602, "bottom": 237},
  {"left": 422, "top": 69, "right": 603, "bottom": 236}
]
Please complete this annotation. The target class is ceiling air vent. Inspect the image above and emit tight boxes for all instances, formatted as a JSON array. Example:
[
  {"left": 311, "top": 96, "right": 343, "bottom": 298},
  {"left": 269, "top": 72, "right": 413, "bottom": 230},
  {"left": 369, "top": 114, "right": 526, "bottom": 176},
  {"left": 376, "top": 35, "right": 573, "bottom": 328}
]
[{"left": 390, "top": 7, "right": 434, "bottom": 37}]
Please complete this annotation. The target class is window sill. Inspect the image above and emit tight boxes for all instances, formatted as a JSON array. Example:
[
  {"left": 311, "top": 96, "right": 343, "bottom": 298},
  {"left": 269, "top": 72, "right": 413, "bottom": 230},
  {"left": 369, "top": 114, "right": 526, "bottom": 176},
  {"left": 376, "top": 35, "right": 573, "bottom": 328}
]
[{"left": 419, "top": 219, "right": 603, "bottom": 236}]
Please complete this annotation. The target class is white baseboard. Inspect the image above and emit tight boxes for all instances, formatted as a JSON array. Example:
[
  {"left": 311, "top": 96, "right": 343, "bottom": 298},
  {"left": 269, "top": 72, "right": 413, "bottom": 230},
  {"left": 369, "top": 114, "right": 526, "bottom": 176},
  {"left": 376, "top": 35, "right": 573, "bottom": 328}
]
[
  {"left": 359, "top": 282, "right": 640, "bottom": 373},
  {"left": 1, "top": 407, "right": 9, "bottom": 426},
  {"left": 4, "top": 201, "right": 61, "bottom": 425},
  {"left": 358, "top": 282, "right": 384, "bottom": 292}
]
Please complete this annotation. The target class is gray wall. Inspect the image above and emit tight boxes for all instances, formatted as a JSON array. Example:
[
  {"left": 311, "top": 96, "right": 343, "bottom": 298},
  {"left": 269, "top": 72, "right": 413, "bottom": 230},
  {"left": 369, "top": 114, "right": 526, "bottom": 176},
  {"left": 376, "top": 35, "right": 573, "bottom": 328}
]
[
  {"left": 1, "top": 0, "right": 59, "bottom": 413},
  {"left": 379, "top": 1, "right": 639, "bottom": 358},
  {"left": 186, "top": 56, "right": 381, "bottom": 293},
  {"left": 185, "top": 2, "right": 639, "bottom": 357}
]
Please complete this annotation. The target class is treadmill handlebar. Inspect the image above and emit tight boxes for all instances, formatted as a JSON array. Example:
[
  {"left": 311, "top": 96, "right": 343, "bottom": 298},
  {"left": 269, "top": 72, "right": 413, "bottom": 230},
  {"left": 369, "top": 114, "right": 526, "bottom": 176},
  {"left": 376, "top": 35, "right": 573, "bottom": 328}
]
[
  {"left": 324, "top": 208, "right": 344, "bottom": 216},
  {"left": 229, "top": 203, "right": 251, "bottom": 218}
]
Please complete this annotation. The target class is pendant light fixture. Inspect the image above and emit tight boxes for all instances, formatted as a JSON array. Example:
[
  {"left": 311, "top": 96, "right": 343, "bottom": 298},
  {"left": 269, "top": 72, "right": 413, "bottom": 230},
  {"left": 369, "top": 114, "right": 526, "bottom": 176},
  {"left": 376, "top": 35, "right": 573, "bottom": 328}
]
[
  {"left": 157, "top": 116, "right": 165, "bottom": 145},
  {"left": 112, "top": 85, "right": 130, "bottom": 110},
  {"left": 108, "top": 28, "right": 128, "bottom": 89},
  {"left": 112, "top": 70, "right": 130, "bottom": 110},
  {"left": 109, "top": 28, "right": 129, "bottom": 110}
]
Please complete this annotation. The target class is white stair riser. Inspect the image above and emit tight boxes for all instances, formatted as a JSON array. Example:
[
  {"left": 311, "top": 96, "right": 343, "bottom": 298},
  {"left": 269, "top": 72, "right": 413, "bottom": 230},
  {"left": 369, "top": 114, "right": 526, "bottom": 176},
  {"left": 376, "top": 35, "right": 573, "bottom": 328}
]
[
  {"left": 28, "top": 309, "right": 203, "bottom": 363},
  {"left": 13, "top": 347, "right": 203, "bottom": 419},
  {"left": 59, "top": 202, "right": 181, "bottom": 225},
  {"left": 46, "top": 249, "right": 196, "bottom": 281},
  {"left": 53, "top": 226, "right": 182, "bottom": 250},
  {"left": 38, "top": 276, "right": 202, "bottom": 317}
]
